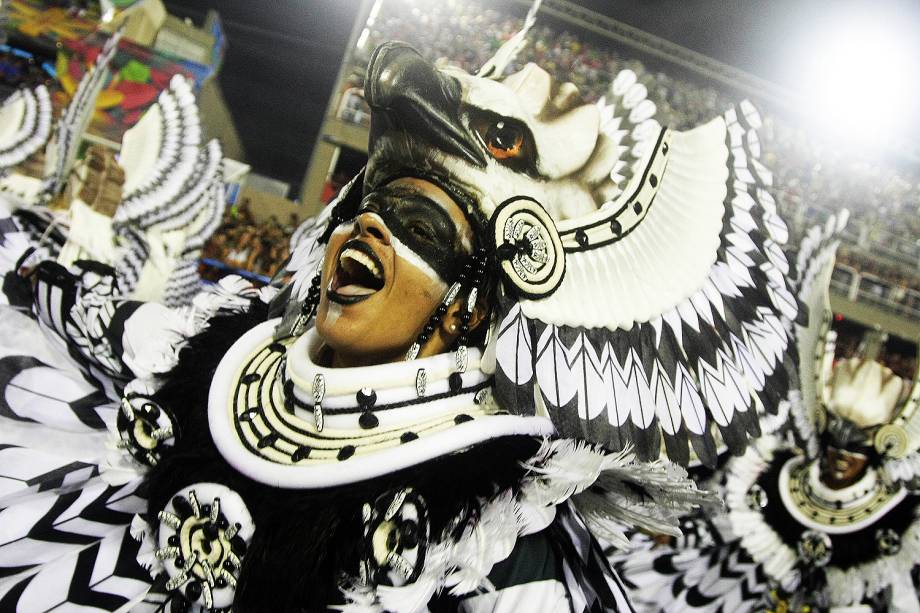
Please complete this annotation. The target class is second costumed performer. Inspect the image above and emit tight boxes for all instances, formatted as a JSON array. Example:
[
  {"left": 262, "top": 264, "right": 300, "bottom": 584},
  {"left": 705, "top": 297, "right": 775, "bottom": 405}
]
[{"left": 0, "top": 14, "right": 803, "bottom": 613}]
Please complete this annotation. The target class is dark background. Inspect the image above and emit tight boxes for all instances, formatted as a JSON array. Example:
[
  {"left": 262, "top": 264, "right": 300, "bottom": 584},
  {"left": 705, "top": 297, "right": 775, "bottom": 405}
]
[{"left": 163, "top": 0, "right": 920, "bottom": 193}]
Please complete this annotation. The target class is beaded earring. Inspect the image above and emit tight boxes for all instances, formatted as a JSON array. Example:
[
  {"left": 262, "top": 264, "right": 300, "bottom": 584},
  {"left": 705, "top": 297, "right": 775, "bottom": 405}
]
[{"left": 292, "top": 270, "right": 323, "bottom": 336}]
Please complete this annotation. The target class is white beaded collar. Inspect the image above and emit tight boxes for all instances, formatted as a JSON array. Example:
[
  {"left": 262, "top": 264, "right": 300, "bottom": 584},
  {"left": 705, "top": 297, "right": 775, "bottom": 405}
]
[{"left": 209, "top": 320, "right": 554, "bottom": 489}]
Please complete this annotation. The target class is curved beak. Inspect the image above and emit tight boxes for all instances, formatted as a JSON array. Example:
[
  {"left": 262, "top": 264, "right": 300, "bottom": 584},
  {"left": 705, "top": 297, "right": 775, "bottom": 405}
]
[{"left": 365, "top": 42, "right": 486, "bottom": 169}]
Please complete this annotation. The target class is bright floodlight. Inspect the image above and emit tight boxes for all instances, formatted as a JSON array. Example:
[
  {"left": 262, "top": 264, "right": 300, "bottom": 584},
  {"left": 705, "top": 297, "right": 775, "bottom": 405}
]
[{"left": 794, "top": 13, "right": 919, "bottom": 146}]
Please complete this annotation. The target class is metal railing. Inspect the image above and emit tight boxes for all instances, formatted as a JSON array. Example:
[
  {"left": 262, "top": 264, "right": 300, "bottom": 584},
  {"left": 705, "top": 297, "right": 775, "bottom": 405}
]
[{"left": 830, "top": 264, "right": 920, "bottom": 320}]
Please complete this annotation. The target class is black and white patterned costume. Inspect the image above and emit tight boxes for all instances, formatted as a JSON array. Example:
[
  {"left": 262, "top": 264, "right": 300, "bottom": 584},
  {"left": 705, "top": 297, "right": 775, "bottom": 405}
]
[{"left": 0, "top": 5, "right": 809, "bottom": 610}]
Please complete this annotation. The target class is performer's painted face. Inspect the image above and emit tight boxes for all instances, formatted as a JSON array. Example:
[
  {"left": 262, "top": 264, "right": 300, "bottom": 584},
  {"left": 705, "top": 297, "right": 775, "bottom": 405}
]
[
  {"left": 315, "top": 177, "right": 475, "bottom": 365},
  {"left": 819, "top": 446, "right": 870, "bottom": 489},
  {"left": 818, "top": 415, "right": 873, "bottom": 489}
]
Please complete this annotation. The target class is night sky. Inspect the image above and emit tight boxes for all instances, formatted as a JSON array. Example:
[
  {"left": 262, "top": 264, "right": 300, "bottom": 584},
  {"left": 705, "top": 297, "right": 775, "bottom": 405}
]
[{"left": 163, "top": 0, "right": 920, "bottom": 194}]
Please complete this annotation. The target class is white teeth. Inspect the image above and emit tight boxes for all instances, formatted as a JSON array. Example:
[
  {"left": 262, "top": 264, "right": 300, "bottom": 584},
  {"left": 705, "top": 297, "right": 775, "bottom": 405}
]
[{"left": 340, "top": 248, "right": 382, "bottom": 279}]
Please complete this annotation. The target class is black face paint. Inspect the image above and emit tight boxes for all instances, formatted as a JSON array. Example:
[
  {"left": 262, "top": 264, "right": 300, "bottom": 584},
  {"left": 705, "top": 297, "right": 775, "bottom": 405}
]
[{"left": 357, "top": 185, "right": 469, "bottom": 282}]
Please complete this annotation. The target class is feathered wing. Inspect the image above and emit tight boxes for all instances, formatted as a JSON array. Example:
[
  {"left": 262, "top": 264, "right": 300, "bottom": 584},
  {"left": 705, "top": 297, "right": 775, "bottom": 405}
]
[
  {"left": 785, "top": 211, "right": 848, "bottom": 455},
  {"left": 44, "top": 31, "right": 122, "bottom": 198},
  {"left": 0, "top": 306, "right": 153, "bottom": 610},
  {"left": 493, "top": 101, "right": 801, "bottom": 465},
  {"left": 110, "top": 75, "right": 227, "bottom": 305},
  {"left": 0, "top": 85, "right": 52, "bottom": 173}
]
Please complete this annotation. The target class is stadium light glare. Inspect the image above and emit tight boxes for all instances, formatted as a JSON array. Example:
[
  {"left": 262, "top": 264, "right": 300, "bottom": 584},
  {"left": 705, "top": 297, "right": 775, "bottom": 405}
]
[{"left": 794, "top": 15, "right": 919, "bottom": 147}]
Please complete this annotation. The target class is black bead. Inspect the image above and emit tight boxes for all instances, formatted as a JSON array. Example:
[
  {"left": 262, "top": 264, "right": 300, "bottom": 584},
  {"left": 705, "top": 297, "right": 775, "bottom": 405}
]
[
  {"left": 241, "top": 373, "right": 260, "bottom": 384},
  {"left": 203, "top": 523, "right": 219, "bottom": 540},
  {"left": 437, "top": 305, "right": 448, "bottom": 314},
  {"left": 633, "top": 202, "right": 643, "bottom": 214},
  {"left": 449, "top": 372, "right": 463, "bottom": 392},
  {"left": 575, "top": 229, "right": 589, "bottom": 247},
  {"left": 175, "top": 556, "right": 186, "bottom": 568},
  {"left": 201, "top": 504, "right": 211, "bottom": 516},
  {"left": 356, "top": 388, "right": 377, "bottom": 408},
  {"left": 610, "top": 219, "right": 622, "bottom": 235},
  {"left": 268, "top": 342, "right": 285, "bottom": 353},
  {"left": 143, "top": 403, "right": 160, "bottom": 419},
  {"left": 216, "top": 577, "right": 228, "bottom": 588},
  {"left": 424, "top": 323, "right": 436, "bottom": 333},
  {"left": 291, "top": 445, "right": 312, "bottom": 462},
  {"left": 217, "top": 516, "right": 229, "bottom": 529},
  {"left": 649, "top": 174, "right": 658, "bottom": 187},
  {"left": 400, "top": 432, "right": 419, "bottom": 443},
  {"left": 168, "top": 535, "right": 179, "bottom": 546},
  {"left": 338, "top": 445, "right": 356, "bottom": 461},
  {"left": 230, "top": 535, "right": 248, "bottom": 555},
  {"left": 359, "top": 411, "right": 379, "bottom": 429},
  {"left": 257, "top": 433, "right": 277, "bottom": 449},
  {"left": 662, "top": 143, "right": 669, "bottom": 154},
  {"left": 454, "top": 414, "right": 473, "bottom": 424},
  {"left": 496, "top": 242, "right": 517, "bottom": 260},
  {"left": 223, "top": 559, "right": 236, "bottom": 571},
  {"left": 172, "top": 496, "right": 193, "bottom": 518},
  {"left": 402, "top": 520, "right": 419, "bottom": 548}
]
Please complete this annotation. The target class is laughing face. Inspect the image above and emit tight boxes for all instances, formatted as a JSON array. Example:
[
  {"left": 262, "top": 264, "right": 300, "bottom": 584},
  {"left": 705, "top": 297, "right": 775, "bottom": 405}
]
[{"left": 315, "top": 177, "right": 478, "bottom": 367}]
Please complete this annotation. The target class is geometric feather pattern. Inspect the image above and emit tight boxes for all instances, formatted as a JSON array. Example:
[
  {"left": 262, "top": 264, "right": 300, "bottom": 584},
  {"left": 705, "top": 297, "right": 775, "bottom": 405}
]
[
  {"left": 0, "top": 85, "right": 53, "bottom": 173},
  {"left": 786, "top": 211, "right": 847, "bottom": 454},
  {"left": 611, "top": 523, "right": 770, "bottom": 613},
  {"left": 110, "top": 76, "right": 227, "bottom": 305},
  {"left": 0, "top": 301, "right": 154, "bottom": 610},
  {"left": 493, "top": 102, "right": 803, "bottom": 466},
  {"left": 42, "top": 31, "right": 121, "bottom": 199},
  {"left": 0, "top": 479, "right": 150, "bottom": 611}
]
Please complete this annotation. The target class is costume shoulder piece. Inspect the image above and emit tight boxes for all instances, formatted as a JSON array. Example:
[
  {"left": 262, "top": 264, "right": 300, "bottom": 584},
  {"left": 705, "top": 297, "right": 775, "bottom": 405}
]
[
  {"left": 0, "top": 85, "right": 52, "bottom": 176},
  {"left": 287, "top": 42, "right": 801, "bottom": 467}
]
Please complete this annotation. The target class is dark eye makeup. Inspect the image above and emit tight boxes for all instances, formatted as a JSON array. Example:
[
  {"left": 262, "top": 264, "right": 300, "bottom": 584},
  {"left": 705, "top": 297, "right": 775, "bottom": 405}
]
[{"left": 356, "top": 184, "right": 469, "bottom": 282}]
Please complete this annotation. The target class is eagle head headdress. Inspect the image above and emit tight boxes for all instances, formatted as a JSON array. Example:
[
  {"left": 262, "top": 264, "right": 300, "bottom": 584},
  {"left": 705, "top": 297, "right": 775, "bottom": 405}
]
[{"left": 275, "top": 33, "right": 803, "bottom": 472}]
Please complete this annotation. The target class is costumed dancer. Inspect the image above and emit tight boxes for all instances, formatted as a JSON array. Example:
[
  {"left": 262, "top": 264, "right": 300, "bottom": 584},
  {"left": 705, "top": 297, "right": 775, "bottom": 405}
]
[
  {"left": 614, "top": 213, "right": 920, "bottom": 612},
  {"left": 0, "top": 9, "right": 804, "bottom": 612},
  {"left": 0, "top": 30, "right": 226, "bottom": 309}
]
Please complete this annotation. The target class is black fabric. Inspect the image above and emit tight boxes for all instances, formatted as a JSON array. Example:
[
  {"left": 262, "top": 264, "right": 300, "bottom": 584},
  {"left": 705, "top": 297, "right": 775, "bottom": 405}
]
[
  {"left": 759, "top": 451, "right": 920, "bottom": 570},
  {"left": 145, "top": 305, "right": 542, "bottom": 612}
]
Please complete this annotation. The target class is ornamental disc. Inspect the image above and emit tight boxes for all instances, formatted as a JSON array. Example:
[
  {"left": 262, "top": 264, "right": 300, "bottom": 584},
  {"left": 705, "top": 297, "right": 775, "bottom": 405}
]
[{"left": 491, "top": 196, "right": 565, "bottom": 299}]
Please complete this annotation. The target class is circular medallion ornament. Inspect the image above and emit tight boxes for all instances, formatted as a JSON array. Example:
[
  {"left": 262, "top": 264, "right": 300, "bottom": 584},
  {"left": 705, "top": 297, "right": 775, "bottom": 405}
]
[
  {"left": 745, "top": 484, "right": 769, "bottom": 509},
  {"left": 491, "top": 196, "right": 565, "bottom": 299},
  {"left": 875, "top": 424, "right": 909, "bottom": 458},
  {"left": 116, "top": 392, "right": 176, "bottom": 466},
  {"left": 797, "top": 530, "right": 832, "bottom": 567},
  {"left": 361, "top": 487, "right": 429, "bottom": 587},
  {"left": 155, "top": 483, "right": 255, "bottom": 610},
  {"left": 876, "top": 528, "right": 902, "bottom": 556}
]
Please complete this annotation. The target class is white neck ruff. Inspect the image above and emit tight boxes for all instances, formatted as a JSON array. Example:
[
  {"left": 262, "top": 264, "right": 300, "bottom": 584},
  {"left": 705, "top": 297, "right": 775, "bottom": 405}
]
[{"left": 208, "top": 320, "right": 554, "bottom": 488}]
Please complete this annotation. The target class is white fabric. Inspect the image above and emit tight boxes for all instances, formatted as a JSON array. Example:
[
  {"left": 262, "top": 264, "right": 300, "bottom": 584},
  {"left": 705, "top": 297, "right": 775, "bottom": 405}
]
[
  {"left": 208, "top": 319, "right": 555, "bottom": 489},
  {"left": 519, "top": 118, "right": 728, "bottom": 329}
]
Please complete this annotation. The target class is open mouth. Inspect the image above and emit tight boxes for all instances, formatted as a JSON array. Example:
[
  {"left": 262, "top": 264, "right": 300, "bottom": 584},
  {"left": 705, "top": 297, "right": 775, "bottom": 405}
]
[{"left": 328, "top": 240, "right": 386, "bottom": 304}]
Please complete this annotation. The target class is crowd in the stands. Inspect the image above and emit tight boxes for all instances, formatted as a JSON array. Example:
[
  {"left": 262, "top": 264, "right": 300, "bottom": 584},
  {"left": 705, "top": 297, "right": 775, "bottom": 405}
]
[{"left": 338, "top": 0, "right": 920, "bottom": 315}]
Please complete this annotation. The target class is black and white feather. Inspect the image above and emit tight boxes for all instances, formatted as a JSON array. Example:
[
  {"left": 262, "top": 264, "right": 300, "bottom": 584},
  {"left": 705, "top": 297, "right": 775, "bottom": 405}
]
[
  {"left": 491, "top": 102, "right": 801, "bottom": 466},
  {"left": 43, "top": 30, "right": 122, "bottom": 198},
  {"left": 0, "top": 85, "right": 53, "bottom": 172},
  {"left": 784, "top": 211, "right": 848, "bottom": 455}
]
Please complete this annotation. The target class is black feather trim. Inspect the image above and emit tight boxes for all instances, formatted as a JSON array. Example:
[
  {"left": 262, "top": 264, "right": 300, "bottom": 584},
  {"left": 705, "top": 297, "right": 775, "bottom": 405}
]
[{"left": 144, "top": 305, "right": 540, "bottom": 612}]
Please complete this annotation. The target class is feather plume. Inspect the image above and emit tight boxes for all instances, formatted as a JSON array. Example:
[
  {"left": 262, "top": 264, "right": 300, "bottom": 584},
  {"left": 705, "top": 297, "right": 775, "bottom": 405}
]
[{"left": 476, "top": 0, "right": 542, "bottom": 79}]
